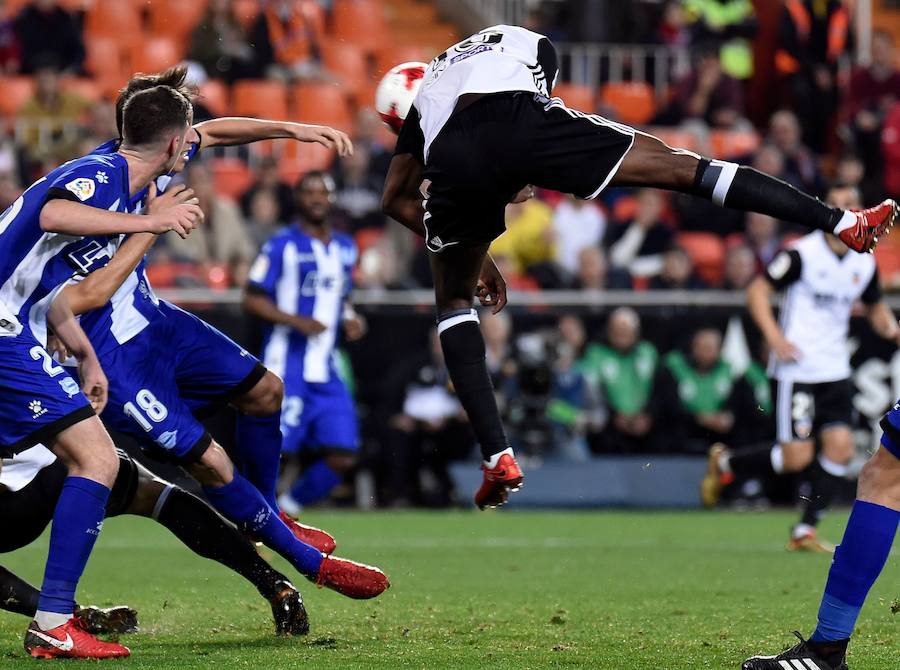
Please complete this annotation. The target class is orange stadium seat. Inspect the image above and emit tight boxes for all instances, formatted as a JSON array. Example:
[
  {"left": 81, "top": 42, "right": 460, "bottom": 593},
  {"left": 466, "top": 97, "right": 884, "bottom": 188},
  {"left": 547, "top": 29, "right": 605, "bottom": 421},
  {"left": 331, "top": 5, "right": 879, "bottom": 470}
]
[
  {"left": 355, "top": 228, "right": 385, "bottom": 253},
  {"left": 551, "top": 83, "right": 596, "bottom": 113},
  {"left": 85, "top": 37, "right": 126, "bottom": 92},
  {"left": 710, "top": 129, "right": 761, "bottom": 159},
  {"left": 320, "top": 40, "right": 368, "bottom": 101},
  {"left": 149, "top": 0, "right": 206, "bottom": 44},
  {"left": 60, "top": 77, "right": 104, "bottom": 103},
  {"left": 677, "top": 232, "right": 726, "bottom": 286},
  {"left": 278, "top": 142, "right": 334, "bottom": 183},
  {"left": 292, "top": 82, "right": 352, "bottom": 130},
  {"left": 211, "top": 158, "right": 254, "bottom": 199},
  {"left": 232, "top": 80, "right": 289, "bottom": 120},
  {"left": 0, "top": 76, "right": 35, "bottom": 117},
  {"left": 375, "top": 45, "right": 433, "bottom": 78},
  {"left": 85, "top": 1, "right": 142, "bottom": 41},
  {"left": 131, "top": 36, "right": 182, "bottom": 75},
  {"left": 600, "top": 82, "right": 656, "bottom": 126},
  {"left": 198, "top": 80, "right": 229, "bottom": 118},
  {"left": 332, "top": 0, "right": 387, "bottom": 55},
  {"left": 232, "top": 0, "right": 261, "bottom": 29}
]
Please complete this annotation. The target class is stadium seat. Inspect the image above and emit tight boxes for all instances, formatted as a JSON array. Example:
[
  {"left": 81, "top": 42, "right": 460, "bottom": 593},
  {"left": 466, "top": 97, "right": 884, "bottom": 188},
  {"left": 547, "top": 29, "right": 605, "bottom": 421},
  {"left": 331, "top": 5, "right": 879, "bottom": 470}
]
[
  {"left": 375, "top": 45, "right": 433, "bottom": 78},
  {"left": 600, "top": 82, "right": 656, "bottom": 126},
  {"left": 211, "top": 157, "right": 254, "bottom": 199},
  {"left": 677, "top": 232, "right": 726, "bottom": 286},
  {"left": 551, "top": 83, "right": 596, "bottom": 113},
  {"left": 85, "top": 1, "right": 142, "bottom": 42},
  {"left": 710, "top": 129, "right": 761, "bottom": 160},
  {"left": 355, "top": 228, "right": 385, "bottom": 253},
  {"left": 232, "top": 0, "right": 261, "bottom": 29},
  {"left": 278, "top": 142, "right": 335, "bottom": 183},
  {"left": 320, "top": 40, "right": 369, "bottom": 101},
  {"left": 198, "top": 80, "right": 229, "bottom": 118},
  {"left": 60, "top": 77, "right": 104, "bottom": 104},
  {"left": 292, "top": 82, "right": 352, "bottom": 130},
  {"left": 0, "top": 76, "right": 35, "bottom": 117},
  {"left": 85, "top": 37, "right": 127, "bottom": 96},
  {"left": 232, "top": 80, "right": 289, "bottom": 120},
  {"left": 131, "top": 36, "right": 182, "bottom": 76},
  {"left": 149, "top": 0, "right": 206, "bottom": 45},
  {"left": 332, "top": 0, "right": 387, "bottom": 56}
]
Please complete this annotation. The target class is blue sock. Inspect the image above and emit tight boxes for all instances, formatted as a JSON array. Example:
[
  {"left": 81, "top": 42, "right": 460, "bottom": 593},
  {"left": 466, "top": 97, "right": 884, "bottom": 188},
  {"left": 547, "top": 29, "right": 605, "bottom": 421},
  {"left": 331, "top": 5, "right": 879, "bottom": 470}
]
[
  {"left": 811, "top": 500, "right": 900, "bottom": 641},
  {"left": 37, "top": 477, "right": 111, "bottom": 614},
  {"left": 235, "top": 412, "right": 282, "bottom": 510},
  {"left": 290, "top": 459, "right": 342, "bottom": 506},
  {"left": 203, "top": 473, "right": 323, "bottom": 579}
]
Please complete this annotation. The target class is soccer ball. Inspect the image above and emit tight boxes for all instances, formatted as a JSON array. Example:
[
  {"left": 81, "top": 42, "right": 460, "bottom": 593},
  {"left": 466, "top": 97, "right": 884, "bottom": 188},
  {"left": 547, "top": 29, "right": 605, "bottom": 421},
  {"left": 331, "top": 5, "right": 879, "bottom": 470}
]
[{"left": 375, "top": 62, "right": 427, "bottom": 134}]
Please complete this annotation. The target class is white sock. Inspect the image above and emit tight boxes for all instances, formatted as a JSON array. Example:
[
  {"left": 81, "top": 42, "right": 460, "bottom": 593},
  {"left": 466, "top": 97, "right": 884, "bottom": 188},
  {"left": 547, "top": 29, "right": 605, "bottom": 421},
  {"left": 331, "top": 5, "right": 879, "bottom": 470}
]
[
  {"left": 485, "top": 447, "right": 514, "bottom": 468},
  {"left": 34, "top": 610, "right": 71, "bottom": 631},
  {"left": 833, "top": 210, "right": 856, "bottom": 234},
  {"left": 819, "top": 455, "right": 850, "bottom": 477},
  {"left": 717, "top": 452, "right": 732, "bottom": 475},
  {"left": 792, "top": 523, "right": 815, "bottom": 540},
  {"left": 770, "top": 445, "right": 785, "bottom": 474}
]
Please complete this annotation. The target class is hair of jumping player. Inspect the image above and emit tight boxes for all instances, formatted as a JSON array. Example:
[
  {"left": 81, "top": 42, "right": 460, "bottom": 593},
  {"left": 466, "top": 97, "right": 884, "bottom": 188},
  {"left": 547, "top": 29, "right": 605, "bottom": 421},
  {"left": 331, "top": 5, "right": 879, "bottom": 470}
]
[
  {"left": 116, "top": 65, "right": 197, "bottom": 138},
  {"left": 121, "top": 86, "right": 192, "bottom": 149}
]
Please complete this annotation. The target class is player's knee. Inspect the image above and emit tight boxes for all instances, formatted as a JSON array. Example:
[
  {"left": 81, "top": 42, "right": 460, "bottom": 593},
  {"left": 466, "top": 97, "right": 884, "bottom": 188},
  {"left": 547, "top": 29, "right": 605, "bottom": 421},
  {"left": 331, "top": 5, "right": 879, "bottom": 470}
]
[
  {"left": 128, "top": 479, "right": 167, "bottom": 516},
  {"left": 781, "top": 441, "right": 815, "bottom": 472},
  {"left": 189, "top": 443, "right": 234, "bottom": 488},
  {"left": 239, "top": 371, "right": 284, "bottom": 416},
  {"left": 821, "top": 430, "right": 855, "bottom": 465},
  {"left": 325, "top": 452, "right": 357, "bottom": 474}
]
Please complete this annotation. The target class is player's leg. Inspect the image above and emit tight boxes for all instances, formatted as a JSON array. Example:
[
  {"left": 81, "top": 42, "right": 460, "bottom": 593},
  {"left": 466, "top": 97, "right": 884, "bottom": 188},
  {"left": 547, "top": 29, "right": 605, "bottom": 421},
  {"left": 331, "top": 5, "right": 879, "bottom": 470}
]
[
  {"left": 0, "top": 567, "right": 39, "bottom": 618},
  {"left": 429, "top": 243, "right": 521, "bottom": 509},
  {"left": 609, "top": 131, "right": 896, "bottom": 252},
  {"left": 231, "top": 370, "right": 284, "bottom": 510}
]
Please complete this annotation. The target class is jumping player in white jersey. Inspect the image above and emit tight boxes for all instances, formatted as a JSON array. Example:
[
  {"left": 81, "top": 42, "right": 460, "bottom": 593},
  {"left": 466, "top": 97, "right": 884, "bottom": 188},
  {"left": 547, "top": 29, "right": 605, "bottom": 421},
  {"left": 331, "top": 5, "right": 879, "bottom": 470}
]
[
  {"left": 0, "top": 85, "right": 203, "bottom": 659},
  {"left": 381, "top": 25, "right": 898, "bottom": 509},
  {"left": 701, "top": 184, "right": 900, "bottom": 552}
]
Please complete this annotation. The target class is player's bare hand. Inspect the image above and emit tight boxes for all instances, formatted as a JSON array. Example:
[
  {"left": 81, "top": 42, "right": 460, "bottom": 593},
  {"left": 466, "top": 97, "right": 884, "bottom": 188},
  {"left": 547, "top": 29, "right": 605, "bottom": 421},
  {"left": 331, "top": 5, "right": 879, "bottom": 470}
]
[
  {"left": 770, "top": 336, "right": 801, "bottom": 363},
  {"left": 295, "top": 124, "right": 354, "bottom": 157},
  {"left": 79, "top": 354, "right": 108, "bottom": 414},
  {"left": 146, "top": 182, "right": 198, "bottom": 214},
  {"left": 343, "top": 315, "right": 367, "bottom": 341},
  {"left": 292, "top": 316, "right": 327, "bottom": 337},
  {"left": 46, "top": 333, "right": 70, "bottom": 362},
  {"left": 476, "top": 255, "right": 507, "bottom": 314},
  {"left": 510, "top": 185, "right": 535, "bottom": 204}
]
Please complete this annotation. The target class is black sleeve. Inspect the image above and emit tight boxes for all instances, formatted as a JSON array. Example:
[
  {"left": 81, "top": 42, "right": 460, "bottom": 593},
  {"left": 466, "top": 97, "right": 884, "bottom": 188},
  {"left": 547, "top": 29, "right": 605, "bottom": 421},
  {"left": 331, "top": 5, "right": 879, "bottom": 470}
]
[
  {"left": 394, "top": 104, "right": 425, "bottom": 165},
  {"left": 763, "top": 250, "right": 802, "bottom": 289},
  {"left": 44, "top": 188, "right": 79, "bottom": 204},
  {"left": 861, "top": 268, "right": 883, "bottom": 305},
  {"left": 536, "top": 37, "right": 559, "bottom": 95}
]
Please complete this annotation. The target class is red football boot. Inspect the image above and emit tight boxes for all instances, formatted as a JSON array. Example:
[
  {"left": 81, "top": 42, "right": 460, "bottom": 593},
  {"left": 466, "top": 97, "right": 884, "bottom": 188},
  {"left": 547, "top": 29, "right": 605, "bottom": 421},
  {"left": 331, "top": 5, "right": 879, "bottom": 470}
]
[
  {"left": 279, "top": 511, "right": 336, "bottom": 555},
  {"left": 838, "top": 199, "right": 898, "bottom": 252},
  {"left": 315, "top": 556, "right": 390, "bottom": 599},
  {"left": 474, "top": 450, "right": 523, "bottom": 510},
  {"left": 24, "top": 617, "right": 130, "bottom": 659}
]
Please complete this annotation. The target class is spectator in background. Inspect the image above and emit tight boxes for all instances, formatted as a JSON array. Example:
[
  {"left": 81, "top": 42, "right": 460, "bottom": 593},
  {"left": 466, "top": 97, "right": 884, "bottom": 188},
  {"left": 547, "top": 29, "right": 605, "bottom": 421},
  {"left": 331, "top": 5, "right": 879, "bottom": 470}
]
[
  {"left": 356, "top": 237, "right": 416, "bottom": 290},
  {"left": 19, "top": 60, "right": 88, "bottom": 165},
  {"left": 333, "top": 143, "right": 385, "bottom": 232},
  {"left": 75, "top": 101, "right": 117, "bottom": 156},
  {"left": 188, "top": 0, "right": 261, "bottom": 82},
  {"left": 582, "top": 307, "right": 658, "bottom": 454},
  {"left": 776, "top": 0, "right": 850, "bottom": 152},
  {"left": 0, "top": 168, "right": 20, "bottom": 211},
  {"left": 552, "top": 194, "right": 606, "bottom": 277},
  {"left": 481, "top": 310, "right": 519, "bottom": 427},
  {"left": 244, "top": 189, "right": 285, "bottom": 248},
  {"left": 722, "top": 244, "right": 757, "bottom": 290},
  {"left": 842, "top": 30, "right": 900, "bottom": 177},
  {"left": 572, "top": 246, "right": 632, "bottom": 290},
  {"left": 345, "top": 108, "right": 392, "bottom": 182},
  {"left": 489, "top": 199, "right": 556, "bottom": 283},
  {"left": 0, "top": 0, "right": 20, "bottom": 73},
  {"left": 14, "top": 0, "right": 83, "bottom": 74},
  {"left": 169, "top": 161, "right": 256, "bottom": 286},
  {"left": 250, "top": 0, "right": 326, "bottom": 80},
  {"left": 740, "top": 212, "right": 783, "bottom": 269},
  {"left": 605, "top": 188, "right": 673, "bottom": 280},
  {"left": 834, "top": 153, "right": 882, "bottom": 205},
  {"left": 672, "top": 44, "right": 747, "bottom": 129},
  {"left": 766, "top": 110, "right": 825, "bottom": 196},
  {"left": 752, "top": 143, "right": 787, "bottom": 183},
  {"left": 656, "top": 1, "right": 690, "bottom": 48},
  {"left": 649, "top": 246, "right": 708, "bottom": 290},
  {"left": 547, "top": 315, "right": 595, "bottom": 461},
  {"left": 240, "top": 156, "right": 295, "bottom": 224},
  {"left": 684, "top": 0, "right": 756, "bottom": 80}
]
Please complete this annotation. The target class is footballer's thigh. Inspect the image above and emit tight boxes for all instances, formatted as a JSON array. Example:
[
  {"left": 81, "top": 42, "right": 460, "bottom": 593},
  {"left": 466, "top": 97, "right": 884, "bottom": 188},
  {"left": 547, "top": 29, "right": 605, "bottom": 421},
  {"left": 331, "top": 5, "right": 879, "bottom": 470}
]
[{"left": 308, "top": 383, "right": 360, "bottom": 471}]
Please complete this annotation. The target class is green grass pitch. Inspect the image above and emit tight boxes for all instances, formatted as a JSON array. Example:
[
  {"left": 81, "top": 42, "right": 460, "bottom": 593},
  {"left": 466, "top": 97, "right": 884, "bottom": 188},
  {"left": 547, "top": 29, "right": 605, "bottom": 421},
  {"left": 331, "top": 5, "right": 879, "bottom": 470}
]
[{"left": 1, "top": 510, "right": 898, "bottom": 669}]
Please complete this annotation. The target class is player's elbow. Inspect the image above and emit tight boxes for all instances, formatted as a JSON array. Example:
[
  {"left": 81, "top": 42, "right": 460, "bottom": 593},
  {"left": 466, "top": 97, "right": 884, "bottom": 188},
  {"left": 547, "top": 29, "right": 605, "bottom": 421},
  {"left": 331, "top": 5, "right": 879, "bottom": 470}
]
[
  {"left": 39, "top": 201, "right": 67, "bottom": 233},
  {"left": 381, "top": 191, "right": 398, "bottom": 218}
]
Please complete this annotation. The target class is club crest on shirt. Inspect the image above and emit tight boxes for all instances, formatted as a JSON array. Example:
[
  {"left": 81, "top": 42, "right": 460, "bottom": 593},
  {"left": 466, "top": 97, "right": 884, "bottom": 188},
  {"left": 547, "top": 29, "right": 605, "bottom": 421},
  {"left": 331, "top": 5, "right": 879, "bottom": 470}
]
[{"left": 64, "top": 177, "right": 95, "bottom": 202}]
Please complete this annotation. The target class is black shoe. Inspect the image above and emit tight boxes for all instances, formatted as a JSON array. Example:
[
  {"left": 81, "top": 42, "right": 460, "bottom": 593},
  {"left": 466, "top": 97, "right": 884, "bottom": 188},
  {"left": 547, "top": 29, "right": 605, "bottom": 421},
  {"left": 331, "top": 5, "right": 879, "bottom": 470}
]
[
  {"left": 74, "top": 605, "right": 139, "bottom": 634},
  {"left": 270, "top": 580, "right": 309, "bottom": 636},
  {"left": 743, "top": 632, "right": 849, "bottom": 670}
]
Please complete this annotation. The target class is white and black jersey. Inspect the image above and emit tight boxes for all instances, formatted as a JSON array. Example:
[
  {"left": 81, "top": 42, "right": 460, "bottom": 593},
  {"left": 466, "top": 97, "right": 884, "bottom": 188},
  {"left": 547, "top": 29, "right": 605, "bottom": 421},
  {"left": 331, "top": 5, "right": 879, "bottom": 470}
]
[
  {"left": 395, "top": 25, "right": 634, "bottom": 253},
  {"left": 765, "top": 231, "right": 880, "bottom": 384}
]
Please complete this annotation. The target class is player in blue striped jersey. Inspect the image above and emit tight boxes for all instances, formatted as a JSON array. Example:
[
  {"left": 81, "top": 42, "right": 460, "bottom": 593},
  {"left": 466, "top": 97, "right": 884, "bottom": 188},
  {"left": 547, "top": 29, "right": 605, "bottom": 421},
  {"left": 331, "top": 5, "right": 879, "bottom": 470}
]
[
  {"left": 0, "top": 85, "right": 203, "bottom": 659},
  {"left": 244, "top": 172, "right": 365, "bottom": 514}
]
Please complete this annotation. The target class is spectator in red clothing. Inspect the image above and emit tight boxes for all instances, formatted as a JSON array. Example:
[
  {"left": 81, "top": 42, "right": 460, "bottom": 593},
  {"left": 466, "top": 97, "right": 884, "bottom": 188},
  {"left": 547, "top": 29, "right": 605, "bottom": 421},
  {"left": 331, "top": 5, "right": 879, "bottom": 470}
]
[
  {"left": 881, "top": 102, "right": 900, "bottom": 198},
  {"left": 249, "top": 0, "right": 327, "bottom": 80},
  {"left": 672, "top": 45, "right": 747, "bottom": 129},
  {"left": 841, "top": 30, "right": 900, "bottom": 177},
  {"left": 13, "top": 0, "right": 84, "bottom": 74}
]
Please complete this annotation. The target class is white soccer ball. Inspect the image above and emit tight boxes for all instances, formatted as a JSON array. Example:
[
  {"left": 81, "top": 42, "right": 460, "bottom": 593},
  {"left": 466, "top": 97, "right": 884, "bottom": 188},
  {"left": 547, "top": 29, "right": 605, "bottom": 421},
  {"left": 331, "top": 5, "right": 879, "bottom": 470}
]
[{"left": 375, "top": 61, "right": 427, "bottom": 134}]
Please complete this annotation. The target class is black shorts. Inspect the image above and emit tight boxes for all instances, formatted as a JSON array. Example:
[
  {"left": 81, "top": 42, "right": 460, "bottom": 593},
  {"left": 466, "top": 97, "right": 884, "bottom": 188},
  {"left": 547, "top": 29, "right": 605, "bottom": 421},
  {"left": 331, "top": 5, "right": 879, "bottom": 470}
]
[
  {"left": 423, "top": 92, "right": 635, "bottom": 252},
  {"left": 773, "top": 378, "right": 854, "bottom": 443},
  {"left": 0, "top": 449, "right": 139, "bottom": 553}
]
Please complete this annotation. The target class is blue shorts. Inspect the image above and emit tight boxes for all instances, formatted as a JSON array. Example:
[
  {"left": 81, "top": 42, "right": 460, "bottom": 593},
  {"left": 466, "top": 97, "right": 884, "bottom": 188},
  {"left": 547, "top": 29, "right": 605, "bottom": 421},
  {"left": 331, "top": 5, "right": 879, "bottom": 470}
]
[
  {"left": 0, "top": 328, "right": 93, "bottom": 456},
  {"left": 281, "top": 377, "right": 358, "bottom": 455},
  {"left": 98, "top": 303, "right": 263, "bottom": 462}
]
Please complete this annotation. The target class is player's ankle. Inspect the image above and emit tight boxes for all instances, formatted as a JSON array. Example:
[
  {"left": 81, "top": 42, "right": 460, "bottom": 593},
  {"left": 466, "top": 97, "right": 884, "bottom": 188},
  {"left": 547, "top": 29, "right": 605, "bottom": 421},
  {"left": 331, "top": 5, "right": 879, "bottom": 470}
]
[{"left": 34, "top": 611, "right": 70, "bottom": 631}]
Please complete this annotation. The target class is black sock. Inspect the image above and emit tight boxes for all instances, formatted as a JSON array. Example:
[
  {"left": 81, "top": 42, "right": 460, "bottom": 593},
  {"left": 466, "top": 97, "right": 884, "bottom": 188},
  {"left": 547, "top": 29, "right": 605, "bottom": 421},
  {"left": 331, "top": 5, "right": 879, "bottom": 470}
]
[
  {"left": 693, "top": 159, "right": 843, "bottom": 233},
  {"left": 800, "top": 457, "right": 846, "bottom": 528},
  {"left": 0, "top": 566, "right": 39, "bottom": 617},
  {"left": 807, "top": 638, "right": 849, "bottom": 667},
  {"left": 437, "top": 309, "right": 509, "bottom": 460},
  {"left": 155, "top": 486, "right": 288, "bottom": 600},
  {"left": 726, "top": 443, "right": 778, "bottom": 478}
]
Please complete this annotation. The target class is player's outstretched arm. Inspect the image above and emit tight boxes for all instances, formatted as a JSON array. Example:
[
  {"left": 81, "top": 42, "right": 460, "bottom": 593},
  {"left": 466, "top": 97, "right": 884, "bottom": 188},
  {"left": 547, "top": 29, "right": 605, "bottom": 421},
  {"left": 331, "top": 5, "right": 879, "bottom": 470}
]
[
  {"left": 382, "top": 154, "right": 426, "bottom": 236},
  {"left": 746, "top": 275, "right": 799, "bottom": 363},
  {"left": 47, "top": 293, "right": 108, "bottom": 412},
  {"left": 867, "top": 300, "right": 900, "bottom": 344},
  {"left": 195, "top": 117, "right": 353, "bottom": 156}
]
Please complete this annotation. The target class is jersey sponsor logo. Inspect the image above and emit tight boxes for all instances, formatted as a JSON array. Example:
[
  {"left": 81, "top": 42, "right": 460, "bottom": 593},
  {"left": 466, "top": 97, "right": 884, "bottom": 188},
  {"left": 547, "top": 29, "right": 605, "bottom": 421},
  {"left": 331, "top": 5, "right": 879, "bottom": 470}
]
[
  {"left": 29, "top": 629, "right": 74, "bottom": 651},
  {"left": 28, "top": 400, "right": 48, "bottom": 419},
  {"left": 300, "top": 271, "right": 342, "bottom": 296},
  {"left": 87, "top": 519, "right": 104, "bottom": 536},
  {"left": 248, "top": 254, "right": 270, "bottom": 283},
  {"left": 58, "top": 377, "right": 80, "bottom": 398},
  {"left": 767, "top": 252, "right": 792, "bottom": 280},
  {"left": 450, "top": 44, "right": 491, "bottom": 63},
  {"left": 67, "top": 239, "right": 113, "bottom": 274},
  {"left": 64, "top": 177, "right": 96, "bottom": 202}
]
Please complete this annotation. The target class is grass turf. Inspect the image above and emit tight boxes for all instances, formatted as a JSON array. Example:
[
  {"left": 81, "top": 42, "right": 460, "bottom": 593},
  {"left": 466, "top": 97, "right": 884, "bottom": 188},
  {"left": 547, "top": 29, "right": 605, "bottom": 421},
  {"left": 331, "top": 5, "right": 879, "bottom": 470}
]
[{"left": 0, "top": 510, "right": 898, "bottom": 669}]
